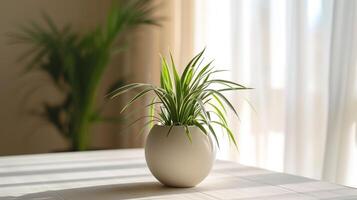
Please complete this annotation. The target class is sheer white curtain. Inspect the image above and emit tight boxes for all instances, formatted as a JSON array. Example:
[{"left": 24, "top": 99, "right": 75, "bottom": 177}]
[{"left": 194, "top": 0, "right": 357, "bottom": 187}]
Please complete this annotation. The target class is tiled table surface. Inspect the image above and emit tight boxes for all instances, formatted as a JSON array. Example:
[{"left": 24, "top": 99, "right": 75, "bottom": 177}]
[{"left": 0, "top": 149, "right": 356, "bottom": 200}]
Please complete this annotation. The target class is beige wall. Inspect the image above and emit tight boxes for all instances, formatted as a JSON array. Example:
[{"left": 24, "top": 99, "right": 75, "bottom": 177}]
[{"left": 0, "top": 0, "right": 195, "bottom": 155}]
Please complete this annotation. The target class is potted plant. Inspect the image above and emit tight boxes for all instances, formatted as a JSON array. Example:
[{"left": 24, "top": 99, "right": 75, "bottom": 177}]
[
  {"left": 10, "top": 0, "right": 158, "bottom": 151},
  {"left": 109, "top": 49, "right": 250, "bottom": 187}
]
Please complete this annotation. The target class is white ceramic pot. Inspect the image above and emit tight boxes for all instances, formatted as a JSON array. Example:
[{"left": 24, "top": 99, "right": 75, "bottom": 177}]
[{"left": 145, "top": 125, "right": 216, "bottom": 187}]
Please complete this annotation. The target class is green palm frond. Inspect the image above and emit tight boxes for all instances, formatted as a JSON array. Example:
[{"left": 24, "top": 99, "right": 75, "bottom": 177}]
[{"left": 11, "top": 0, "right": 158, "bottom": 151}]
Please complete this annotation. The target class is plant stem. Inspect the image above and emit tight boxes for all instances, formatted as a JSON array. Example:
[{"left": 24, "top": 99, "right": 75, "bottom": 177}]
[{"left": 71, "top": 86, "right": 97, "bottom": 151}]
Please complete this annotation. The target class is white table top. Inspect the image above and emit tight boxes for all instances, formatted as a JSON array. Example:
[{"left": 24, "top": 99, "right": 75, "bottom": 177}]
[{"left": 0, "top": 149, "right": 356, "bottom": 200}]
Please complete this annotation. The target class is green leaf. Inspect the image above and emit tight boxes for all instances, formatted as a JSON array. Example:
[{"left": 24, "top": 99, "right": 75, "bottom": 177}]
[
  {"left": 184, "top": 125, "right": 192, "bottom": 143},
  {"left": 108, "top": 83, "right": 151, "bottom": 98},
  {"left": 166, "top": 125, "right": 174, "bottom": 136},
  {"left": 120, "top": 87, "right": 154, "bottom": 113},
  {"left": 208, "top": 79, "right": 248, "bottom": 88},
  {"left": 205, "top": 89, "right": 239, "bottom": 118},
  {"left": 149, "top": 97, "right": 157, "bottom": 129},
  {"left": 193, "top": 120, "right": 208, "bottom": 135},
  {"left": 209, "top": 103, "right": 228, "bottom": 125},
  {"left": 211, "top": 120, "right": 238, "bottom": 149},
  {"left": 160, "top": 56, "right": 173, "bottom": 92}
]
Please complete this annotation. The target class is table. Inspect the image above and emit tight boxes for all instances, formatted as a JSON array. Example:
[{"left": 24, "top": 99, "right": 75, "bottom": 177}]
[{"left": 0, "top": 149, "right": 356, "bottom": 200}]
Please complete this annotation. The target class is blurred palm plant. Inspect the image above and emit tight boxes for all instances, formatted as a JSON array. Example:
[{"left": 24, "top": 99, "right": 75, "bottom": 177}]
[{"left": 9, "top": 0, "right": 158, "bottom": 151}]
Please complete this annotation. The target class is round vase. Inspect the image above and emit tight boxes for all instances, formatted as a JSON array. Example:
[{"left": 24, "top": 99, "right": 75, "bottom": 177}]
[{"left": 145, "top": 125, "right": 216, "bottom": 187}]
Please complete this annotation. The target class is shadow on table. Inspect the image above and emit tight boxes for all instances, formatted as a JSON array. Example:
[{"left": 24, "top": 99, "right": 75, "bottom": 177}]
[
  {"left": 1, "top": 172, "right": 316, "bottom": 200},
  {"left": 0, "top": 163, "right": 322, "bottom": 200},
  {"left": 2, "top": 181, "right": 197, "bottom": 200},
  {"left": 0, "top": 163, "right": 148, "bottom": 177}
]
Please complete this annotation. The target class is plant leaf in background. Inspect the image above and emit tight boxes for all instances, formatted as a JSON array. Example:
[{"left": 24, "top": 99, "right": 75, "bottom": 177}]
[
  {"left": 110, "top": 49, "right": 252, "bottom": 148},
  {"left": 9, "top": 0, "right": 158, "bottom": 151}
]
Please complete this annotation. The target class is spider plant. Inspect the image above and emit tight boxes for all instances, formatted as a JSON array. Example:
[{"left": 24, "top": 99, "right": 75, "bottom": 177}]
[
  {"left": 109, "top": 49, "right": 251, "bottom": 148},
  {"left": 10, "top": 0, "right": 158, "bottom": 151}
]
